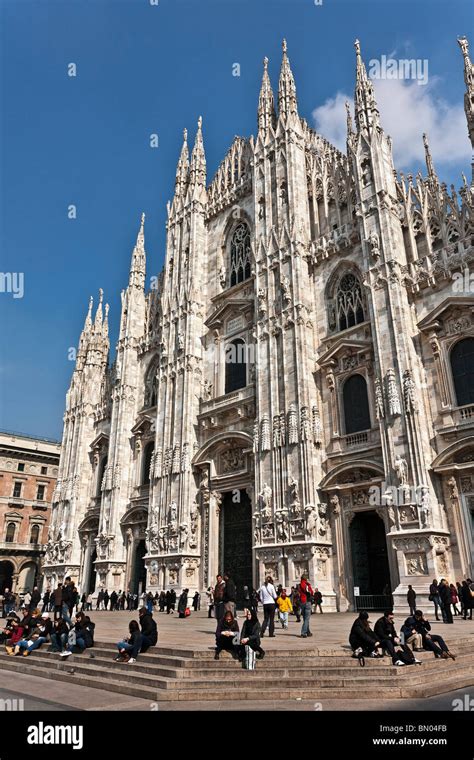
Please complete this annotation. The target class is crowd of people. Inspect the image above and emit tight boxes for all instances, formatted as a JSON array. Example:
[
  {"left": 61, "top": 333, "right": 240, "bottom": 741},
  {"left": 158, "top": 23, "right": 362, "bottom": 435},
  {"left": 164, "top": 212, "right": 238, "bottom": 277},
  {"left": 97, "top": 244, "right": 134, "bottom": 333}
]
[
  {"left": 0, "top": 573, "right": 470, "bottom": 672},
  {"left": 349, "top": 608, "right": 457, "bottom": 666}
]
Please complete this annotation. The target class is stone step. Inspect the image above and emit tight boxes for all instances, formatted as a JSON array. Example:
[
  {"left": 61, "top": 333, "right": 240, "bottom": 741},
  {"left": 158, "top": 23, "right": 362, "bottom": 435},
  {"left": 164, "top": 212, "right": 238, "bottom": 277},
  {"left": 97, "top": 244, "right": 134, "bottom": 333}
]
[
  {"left": 0, "top": 655, "right": 472, "bottom": 702},
  {"left": 22, "top": 648, "right": 474, "bottom": 681}
]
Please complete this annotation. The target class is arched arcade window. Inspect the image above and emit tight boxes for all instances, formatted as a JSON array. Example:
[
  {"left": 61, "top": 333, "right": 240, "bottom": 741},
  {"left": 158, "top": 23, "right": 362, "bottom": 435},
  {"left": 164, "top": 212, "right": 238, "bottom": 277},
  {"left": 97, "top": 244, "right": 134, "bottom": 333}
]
[
  {"left": 225, "top": 338, "right": 247, "bottom": 394},
  {"left": 336, "top": 272, "right": 365, "bottom": 332},
  {"left": 142, "top": 442, "right": 155, "bottom": 485},
  {"left": 229, "top": 223, "right": 251, "bottom": 287},
  {"left": 451, "top": 338, "right": 474, "bottom": 407},
  {"left": 343, "top": 374, "right": 371, "bottom": 434}
]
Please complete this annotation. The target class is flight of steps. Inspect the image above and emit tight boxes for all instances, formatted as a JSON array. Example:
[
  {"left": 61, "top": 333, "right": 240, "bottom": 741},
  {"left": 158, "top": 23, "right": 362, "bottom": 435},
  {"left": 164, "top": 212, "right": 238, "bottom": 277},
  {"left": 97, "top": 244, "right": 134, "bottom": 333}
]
[{"left": 0, "top": 637, "right": 472, "bottom": 703}]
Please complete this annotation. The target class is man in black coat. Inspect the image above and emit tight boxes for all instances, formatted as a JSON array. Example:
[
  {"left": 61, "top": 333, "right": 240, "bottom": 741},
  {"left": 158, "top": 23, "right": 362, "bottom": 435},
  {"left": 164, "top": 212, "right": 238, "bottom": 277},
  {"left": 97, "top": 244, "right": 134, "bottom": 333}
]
[
  {"left": 138, "top": 607, "right": 158, "bottom": 651},
  {"left": 349, "top": 611, "right": 381, "bottom": 657},
  {"left": 110, "top": 591, "right": 118, "bottom": 611},
  {"left": 374, "top": 610, "right": 402, "bottom": 664},
  {"left": 29, "top": 586, "right": 41, "bottom": 611},
  {"left": 438, "top": 580, "right": 453, "bottom": 624}
]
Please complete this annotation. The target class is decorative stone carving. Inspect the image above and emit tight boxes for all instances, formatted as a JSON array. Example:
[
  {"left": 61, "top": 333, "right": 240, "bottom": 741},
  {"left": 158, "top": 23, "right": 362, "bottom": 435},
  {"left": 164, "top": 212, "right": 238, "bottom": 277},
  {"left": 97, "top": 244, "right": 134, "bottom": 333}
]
[
  {"left": 172, "top": 446, "right": 181, "bottom": 474},
  {"left": 418, "top": 486, "right": 431, "bottom": 528},
  {"left": 403, "top": 369, "right": 418, "bottom": 414},
  {"left": 288, "top": 477, "right": 301, "bottom": 516},
  {"left": 386, "top": 368, "right": 401, "bottom": 416},
  {"left": 258, "top": 483, "right": 272, "bottom": 519},
  {"left": 168, "top": 501, "right": 178, "bottom": 530},
  {"left": 311, "top": 404, "right": 322, "bottom": 447},
  {"left": 260, "top": 415, "right": 271, "bottom": 452},
  {"left": 275, "top": 510, "right": 289, "bottom": 542},
  {"left": 318, "top": 503, "right": 329, "bottom": 537},
  {"left": 399, "top": 505, "right": 418, "bottom": 523},
  {"left": 253, "top": 421, "right": 259, "bottom": 453},
  {"left": 257, "top": 288, "right": 267, "bottom": 316},
  {"left": 330, "top": 494, "right": 340, "bottom": 515},
  {"left": 366, "top": 231, "right": 380, "bottom": 259},
  {"left": 288, "top": 404, "right": 298, "bottom": 445},
  {"left": 305, "top": 504, "right": 318, "bottom": 540},
  {"left": 272, "top": 415, "right": 282, "bottom": 447},
  {"left": 179, "top": 522, "right": 189, "bottom": 550},
  {"left": 375, "top": 377, "right": 385, "bottom": 420},
  {"left": 220, "top": 447, "right": 245, "bottom": 473},
  {"left": 181, "top": 443, "right": 190, "bottom": 473},
  {"left": 202, "top": 380, "right": 213, "bottom": 400},
  {"left": 281, "top": 276, "right": 291, "bottom": 303},
  {"left": 300, "top": 406, "right": 310, "bottom": 441},
  {"left": 406, "top": 554, "right": 428, "bottom": 575},
  {"left": 394, "top": 455, "right": 408, "bottom": 486}
]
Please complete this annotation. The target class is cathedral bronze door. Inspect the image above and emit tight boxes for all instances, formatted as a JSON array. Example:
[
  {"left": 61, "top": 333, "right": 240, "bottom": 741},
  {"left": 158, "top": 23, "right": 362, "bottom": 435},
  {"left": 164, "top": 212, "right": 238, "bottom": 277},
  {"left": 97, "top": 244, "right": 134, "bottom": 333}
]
[
  {"left": 220, "top": 489, "right": 252, "bottom": 608},
  {"left": 349, "top": 511, "right": 392, "bottom": 609}
]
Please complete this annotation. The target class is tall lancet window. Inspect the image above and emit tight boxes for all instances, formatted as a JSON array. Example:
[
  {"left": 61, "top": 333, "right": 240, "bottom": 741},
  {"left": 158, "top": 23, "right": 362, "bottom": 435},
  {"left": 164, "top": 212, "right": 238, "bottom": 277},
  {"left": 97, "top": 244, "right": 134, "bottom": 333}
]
[
  {"left": 336, "top": 272, "right": 365, "bottom": 332},
  {"left": 229, "top": 223, "right": 251, "bottom": 287}
]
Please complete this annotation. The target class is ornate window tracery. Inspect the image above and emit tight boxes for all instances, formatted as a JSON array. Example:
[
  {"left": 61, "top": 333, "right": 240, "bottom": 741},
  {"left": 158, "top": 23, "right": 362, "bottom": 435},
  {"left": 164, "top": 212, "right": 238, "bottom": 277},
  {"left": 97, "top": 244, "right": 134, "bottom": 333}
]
[
  {"left": 229, "top": 223, "right": 251, "bottom": 287},
  {"left": 336, "top": 272, "right": 365, "bottom": 332}
]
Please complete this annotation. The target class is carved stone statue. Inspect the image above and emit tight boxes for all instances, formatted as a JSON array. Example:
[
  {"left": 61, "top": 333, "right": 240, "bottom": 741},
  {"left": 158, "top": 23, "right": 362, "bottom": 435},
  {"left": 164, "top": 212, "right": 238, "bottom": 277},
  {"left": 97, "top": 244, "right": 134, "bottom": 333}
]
[
  {"left": 366, "top": 232, "right": 380, "bottom": 259},
  {"left": 375, "top": 377, "right": 385, "bottom": 420},
  {"left": 257, "top": 288, "right": 267, "bottom": 315},
  {"left": 300, "top": 406, "right": 310, "bottom": 441},
  {"left": 288, "top": 476, "right": 301, "bottom": 516},
  {"left": 275, "top": 510, "right": 289, "bottom": 542},
  {"left": 281, "top": 276, "right": 291, "bottom": 302},
  {"left": 318, "top": 503, "right": 329, "bottom": 537},
  {"left": 168, "top": 501, "right": 178, "bottom": 530},
  {"left": 177, "top": 331, "right": 184, "bottom": 351},
  {"left": 179, "top": 522, "right": 188, "bottom": 549},
  {"left": 218, "top": 266, "right": 226, "bottom": 288},
  {"left": 418, "top": 486, "right": 431, "bottom": 528},
  {"left": 394, "top": 455, "right": 408, "bottom": 486},
  {"left": 403, "top": 369, "right": 418, "bottom": 414},
  {"left": 158, "top": 527, "right": 167, "bottom": 552},
  {"left": 260, "top": 415, "right": 271, "bottom": 452},
  {"left": 258, "top": 483, "right": 272, "bottom": 519},
  {"left": 202, "top": 380, "right": 213, "bottom": 401},
  {"left": 305, "top": 504, "right": 318, "bottom": 540},
  {"left": 288, "top": 404, "right": 298, "bottom": 445}
]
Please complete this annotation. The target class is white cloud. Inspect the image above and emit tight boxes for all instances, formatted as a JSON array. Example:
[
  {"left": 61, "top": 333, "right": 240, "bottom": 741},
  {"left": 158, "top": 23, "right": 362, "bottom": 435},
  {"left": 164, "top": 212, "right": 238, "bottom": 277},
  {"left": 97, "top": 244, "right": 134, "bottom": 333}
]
[{"left": 312, "top": 78, "right": 469, "bottom": 174}]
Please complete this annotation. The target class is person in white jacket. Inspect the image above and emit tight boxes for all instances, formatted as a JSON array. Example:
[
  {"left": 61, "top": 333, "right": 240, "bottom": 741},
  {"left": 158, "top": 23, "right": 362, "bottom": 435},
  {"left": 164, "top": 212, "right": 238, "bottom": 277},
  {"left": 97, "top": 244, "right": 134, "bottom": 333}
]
[{"left": 258, "top": 577, "right": 277, "bottom": 637}]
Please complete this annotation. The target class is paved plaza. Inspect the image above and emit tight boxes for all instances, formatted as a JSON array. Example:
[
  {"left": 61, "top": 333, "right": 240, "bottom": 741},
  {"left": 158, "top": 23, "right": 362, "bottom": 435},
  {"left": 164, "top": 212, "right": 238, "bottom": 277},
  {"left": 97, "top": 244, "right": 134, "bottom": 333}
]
[{"left": 0, "top": 609, "right": 472, "bottom": 711}]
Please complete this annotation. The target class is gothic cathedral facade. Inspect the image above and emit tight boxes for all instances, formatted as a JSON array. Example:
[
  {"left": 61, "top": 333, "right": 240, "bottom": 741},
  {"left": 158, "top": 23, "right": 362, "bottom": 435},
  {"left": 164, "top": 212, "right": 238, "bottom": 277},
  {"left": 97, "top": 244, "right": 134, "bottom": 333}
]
[{"left": 43, "top": 39, "right": 474, "bottom": 611}]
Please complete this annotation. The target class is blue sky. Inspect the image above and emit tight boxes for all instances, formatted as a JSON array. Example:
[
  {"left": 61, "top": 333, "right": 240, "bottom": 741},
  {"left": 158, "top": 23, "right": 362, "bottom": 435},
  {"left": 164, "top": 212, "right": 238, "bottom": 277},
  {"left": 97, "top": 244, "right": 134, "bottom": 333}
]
[{"left": 0, "top": 0, "right": 472, "bottom": 440}]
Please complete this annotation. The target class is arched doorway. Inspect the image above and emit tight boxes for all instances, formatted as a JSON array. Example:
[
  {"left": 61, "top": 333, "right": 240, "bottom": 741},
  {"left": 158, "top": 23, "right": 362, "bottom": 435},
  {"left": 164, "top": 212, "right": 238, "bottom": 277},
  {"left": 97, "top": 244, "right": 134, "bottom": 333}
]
[
  {"left": 349, "top": 511, "right": 391, "bottom": 609},
  {"left": 0, "top": 560, "right": 14, "bottom": 594},
  {"left": 219, "top": 489, "right": 252, "bottom": 608},
  {"left": 131, "top": 540, "right": 147, "bottom": 595}
]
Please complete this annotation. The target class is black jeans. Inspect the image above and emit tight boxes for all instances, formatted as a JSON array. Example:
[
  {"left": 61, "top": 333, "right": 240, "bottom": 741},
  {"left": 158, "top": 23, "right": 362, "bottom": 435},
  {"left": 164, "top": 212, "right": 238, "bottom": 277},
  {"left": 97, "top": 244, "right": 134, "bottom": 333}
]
[
  {"left": 261, "top": 604, "right": 276, "bottom": 636},
  {"left": 423, "top": 634, "right": 448, "bottom": 656},
  {"left": 380, "top": 638, "right": 397, "bottom": 663}
]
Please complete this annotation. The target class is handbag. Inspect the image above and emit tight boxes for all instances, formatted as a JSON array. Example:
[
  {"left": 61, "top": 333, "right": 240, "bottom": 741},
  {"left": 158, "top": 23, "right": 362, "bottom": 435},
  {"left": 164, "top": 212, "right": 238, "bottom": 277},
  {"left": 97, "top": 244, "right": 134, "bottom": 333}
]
[
  {"left": 185, "top": 607, "right": 191, "bottom": 617},
  {"left": 243, "top": 644, "right": 256, "bottom": 670}
]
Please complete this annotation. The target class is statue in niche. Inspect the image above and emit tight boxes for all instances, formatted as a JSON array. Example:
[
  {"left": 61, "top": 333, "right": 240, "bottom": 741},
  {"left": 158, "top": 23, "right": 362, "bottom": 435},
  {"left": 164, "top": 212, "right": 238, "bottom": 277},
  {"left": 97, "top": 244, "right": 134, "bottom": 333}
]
[
  {"left": 275, "top": 511, "right": 289, "bottom": 542},
  {"left": 288, "top": 477, "right": 301, "bottom": 516},
  {"left": 318, "top": 503, "right": 329, "bottom": 537},
  {"left": 418, "top": 486, "right": 431, "bottom": 528},
  {"left": 258, "top": 483, "right": 272, "bottom": 519},
  {"left": 305, "top": 504, "right": 318, "bottom": 540},
  {"left": 168, "top": 501, "right": 178, "bottom": 530},
  {"left": 394, "top": 455, "right": 408, "bottom": 486}
]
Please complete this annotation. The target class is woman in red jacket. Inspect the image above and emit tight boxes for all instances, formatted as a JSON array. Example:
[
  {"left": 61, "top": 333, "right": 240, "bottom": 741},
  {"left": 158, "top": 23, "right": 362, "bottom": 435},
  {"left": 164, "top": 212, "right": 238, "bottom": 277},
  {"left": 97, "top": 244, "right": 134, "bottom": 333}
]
[{"left": 5, "top": 621, "right": 24, "bottom": 653}]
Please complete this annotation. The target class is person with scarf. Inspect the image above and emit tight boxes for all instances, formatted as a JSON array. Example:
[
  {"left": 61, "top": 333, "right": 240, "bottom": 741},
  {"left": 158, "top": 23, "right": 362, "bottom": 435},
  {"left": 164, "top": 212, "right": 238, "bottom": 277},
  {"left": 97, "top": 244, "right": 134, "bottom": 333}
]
[
  {"left": 238, "top": 608, "right": 265, "bottom": 660},
  {"left": 214, "top": 610, "right": 239, "bottom": 659}
]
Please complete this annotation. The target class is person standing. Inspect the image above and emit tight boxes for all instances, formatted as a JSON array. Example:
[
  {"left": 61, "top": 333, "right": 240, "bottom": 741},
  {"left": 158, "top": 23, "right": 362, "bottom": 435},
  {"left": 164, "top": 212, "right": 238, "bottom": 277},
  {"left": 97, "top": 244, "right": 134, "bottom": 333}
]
[
  {"left": 110, "top": 590, "right": 118, "bottom": 612},
  {"left": 291, "top": 586, "right": 301, "bottom": 623},
  {"left": 223, "top": 571, "right": 236, "bottom": 618},
  {"left": 206, "top": 587, "right": 214, "bottom": 618},
  {"left": 407, "top": 585, "right": 417, "bottom": 616},
  {"left": 178, "top": 589, "right": 189, "bottom": 618},
  {"left": 450, "top": 583, "right": 460, "bottom": 616},
  {"left": 314, "top": 588, "right": 323, "bottom": 613},
  {"left": 438, "top": 580, "right": 453, "bottom": 624},
  {"left": 103, "top": 590, "right": 110, "bottom": 611},
  {"left": 2, "top": 588, "right": 15, "bottom": 617},
  {"left": 29, "top": 587, "right": 41, "bottom": 612},
  {"left": 460, "top": 580, "right": 473, "bottom": 620},
  {"left": 52, "top": 584, "right": 63, "bottom": 620},
  {"left": 276, "top": 588, "right": 293, "bottom": 630},
  {"left": 192, "top": 592, "right": 200, "bottom": 612},
  {"left": 214, "top": 574, "right": 226, "bottom": 621},
  {"left": 429, "top": 579, "right": 442, "bottom": 621},
  {"left": 258, "top": 576, "right": 277, "bottom": 638},
  {"left": 299, "top": 575, "right": 314, "bottom": 638}
]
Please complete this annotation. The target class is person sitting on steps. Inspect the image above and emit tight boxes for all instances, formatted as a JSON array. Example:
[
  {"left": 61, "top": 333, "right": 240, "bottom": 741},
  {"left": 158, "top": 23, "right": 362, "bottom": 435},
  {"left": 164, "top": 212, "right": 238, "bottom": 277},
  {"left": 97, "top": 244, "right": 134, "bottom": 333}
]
[
  {"left": 214, "top": 610, "right": 239, "bottom": 660},
  {"left": 349, "top": 611, "right": 383, "bottom": 658},
  {"left": 115, "top": 619, "right": 143, "bottom": 663},
  {"left": 410, "top": 610, "right": 456, "bottom": 660},
  {"left": 238, "top": 608, "right": 265, "bottom": 661}
]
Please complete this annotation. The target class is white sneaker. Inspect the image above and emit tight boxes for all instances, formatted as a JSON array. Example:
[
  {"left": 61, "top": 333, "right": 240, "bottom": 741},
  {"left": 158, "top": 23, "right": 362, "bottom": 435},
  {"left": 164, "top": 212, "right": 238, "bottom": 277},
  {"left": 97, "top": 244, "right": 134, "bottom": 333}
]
[
  {"left": 127, "top": 658, "right": 136, "bottom": 663},
  {"left": 60, "top": 650, "right": 72, "bottom": 657},
  {"left": 414, "top": 658, "right": 422, "bottom": 664},
  {"left": 394, "top": 660, "right": 405, "bottom": 666}
]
